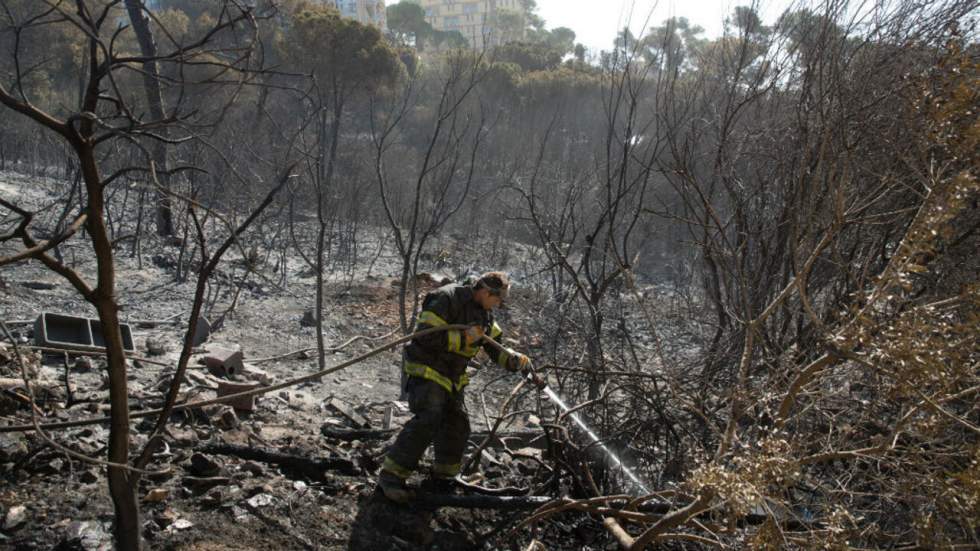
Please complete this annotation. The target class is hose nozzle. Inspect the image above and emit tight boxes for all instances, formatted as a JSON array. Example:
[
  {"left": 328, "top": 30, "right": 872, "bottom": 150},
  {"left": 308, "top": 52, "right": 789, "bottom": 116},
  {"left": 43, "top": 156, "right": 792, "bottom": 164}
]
[{"left": 523, "top": 366, "right": 546, "bottom": 389}]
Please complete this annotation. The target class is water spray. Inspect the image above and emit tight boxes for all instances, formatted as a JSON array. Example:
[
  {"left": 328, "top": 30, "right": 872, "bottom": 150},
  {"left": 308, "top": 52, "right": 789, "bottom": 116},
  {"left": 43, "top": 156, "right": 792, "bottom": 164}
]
[
  {"left": 483, "top": 335, "right": 650, "bottom": 495},
  {"left": 524, "top": 369, "right": 651, "bottom": 495}
]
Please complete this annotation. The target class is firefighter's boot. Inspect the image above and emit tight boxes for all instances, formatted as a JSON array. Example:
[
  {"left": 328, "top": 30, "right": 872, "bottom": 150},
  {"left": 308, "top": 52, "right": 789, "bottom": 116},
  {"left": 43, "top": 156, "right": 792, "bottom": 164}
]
[
  {"left": 422, "top": 476, "right": 457, "bottom": 495},
  {"left": 377, "top": 471, "right": 414, "bottom": 504}
]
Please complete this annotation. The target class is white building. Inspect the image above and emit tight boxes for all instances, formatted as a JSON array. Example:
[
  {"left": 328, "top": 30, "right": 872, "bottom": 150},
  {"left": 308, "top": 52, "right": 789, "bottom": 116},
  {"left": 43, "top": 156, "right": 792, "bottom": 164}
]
[
  {"left": 419, "top": 0, "right": 524, "bottom": 50},
  {"left": 325, "top": 0, "right": 387, "bottom": 30}
]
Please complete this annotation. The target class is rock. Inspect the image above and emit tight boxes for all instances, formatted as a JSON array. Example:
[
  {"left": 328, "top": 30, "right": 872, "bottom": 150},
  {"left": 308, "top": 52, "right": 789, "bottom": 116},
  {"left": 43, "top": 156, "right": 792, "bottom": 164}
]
[
  {"left": 204, "top": 346, "right": 244, "bottom": 378},
  {"left": 287, "top": 391, "right": 315, "bottom": 411},
  {"left": 325, "top": 398, "right": 371, "bottom": 429},
  {"left": 151, "top": 254, "right": 175, "bottom": 269},
  {"left": 37, "top": 457, "right": 64, "bottom": 475},
  {"left": 300, "top": 309, "right": 317, "bottom": 328},
  {"left": 79, "top": 469, "right": 99, "bottom": 484},
  {"left": 214, "top": 405, "right": 240, "bottom": 429},
  {"left": 242, "top": 364, "right": 274, "bottom": 385},
  {"left": 246, "top": 493, "right": 273, "bottom": 508},
  {"left": 145, "top": 338, "right": 169, "bottom": 356},
  {"left": 73, "top": 357, "right": 93, "bottom": 372},
  {"left": 241, "top": 461, "right": 265, "bottom": 476},
  {"left": 172, "top": 518, "right": 194, "bottom": 530},
  {"left": 3, "top": 505, "right": 26, "bottom": 530},
  {"left": 0, "top": 434, "right": 28, "bottom": 462},
  {"left": 199, "top": 487, "right": 224, "bottom": 507},
  {"left": 154, "top": 508, "right": 179, "bottom": 529},
  {"left": 231, "top": 505, "right": 250, "bottom": 521},
  {"left": 169, "top": 427, "right": 199, "bottom": 447},
  {"left": 188, "top": 452, "right": 222, "bottom": 477},
  {"left": 65, "top": 520, "right": 111, "bottom": 550},
  {"left": 21, "top": 281, "right": 56, "bottom": 290},
  {"left": 182, "top": 476, "right": 230, "bottom": 493},
  {"left": 216, "top": 380, "right": 261, "bottom": 412},
  {"left": 144, "top": 488, "right": 169, "bottom": 503},
  {"left": 191, "top": 316, "right": 212, "bottom": 347}
]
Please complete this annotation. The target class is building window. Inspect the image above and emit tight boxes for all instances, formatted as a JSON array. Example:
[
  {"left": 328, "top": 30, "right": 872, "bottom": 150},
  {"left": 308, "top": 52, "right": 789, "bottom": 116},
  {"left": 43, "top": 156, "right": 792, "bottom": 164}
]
[{"left": 463, "top": 3, "right": 478, "bottom": 13}]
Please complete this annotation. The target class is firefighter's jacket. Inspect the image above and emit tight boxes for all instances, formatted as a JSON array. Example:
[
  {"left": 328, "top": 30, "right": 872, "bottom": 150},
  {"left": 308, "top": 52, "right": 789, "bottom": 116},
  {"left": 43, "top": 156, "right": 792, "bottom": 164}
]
[{"left": 404, "top": 283, "right": 511, "bottom": 393}]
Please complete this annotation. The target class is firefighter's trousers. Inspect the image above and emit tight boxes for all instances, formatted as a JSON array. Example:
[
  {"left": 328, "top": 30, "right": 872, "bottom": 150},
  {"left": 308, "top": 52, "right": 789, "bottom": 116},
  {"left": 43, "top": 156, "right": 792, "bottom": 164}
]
[{"left": 382, "top": 376, "right": 470, "bottom": 479}]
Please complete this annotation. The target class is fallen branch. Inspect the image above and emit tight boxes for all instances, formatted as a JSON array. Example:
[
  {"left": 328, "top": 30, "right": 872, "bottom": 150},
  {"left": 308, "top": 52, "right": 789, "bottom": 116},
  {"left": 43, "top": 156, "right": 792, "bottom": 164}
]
[
  {"left": 200, "top": 443, "right": 359, "bottom": 477},
  {"left": 453, "top": 476, "right": 529, "bottom": 497},
  {"left": 250, "top": 328, "right": 399, "bottom": 364},
  {"left": 604, "top": 516, "right": 636, "bottom": 549},
  {"left": 1, "top": 388, "right": 44, "bottom": 416},
  {"left": 320, "top": 426, "right": 397, "bottom": 441},
  {"left": 422, "top": 494, "right": 675, "bottom": 520},
  {"left": 629, "top": 492, "right": 713, "bottom": 550}
]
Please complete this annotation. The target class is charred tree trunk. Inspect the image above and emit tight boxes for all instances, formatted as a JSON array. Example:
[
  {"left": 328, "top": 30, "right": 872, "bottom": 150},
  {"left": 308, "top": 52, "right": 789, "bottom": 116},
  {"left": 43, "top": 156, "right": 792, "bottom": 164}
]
[
  {"left": 314, "top": 97, "right": 344, "bottom": 371},
  {"left": 123, "top": 0, "right": 174, "bottom": 237},
  {"left": 77, "top": 139, "right": 141, "bottom": 551}
]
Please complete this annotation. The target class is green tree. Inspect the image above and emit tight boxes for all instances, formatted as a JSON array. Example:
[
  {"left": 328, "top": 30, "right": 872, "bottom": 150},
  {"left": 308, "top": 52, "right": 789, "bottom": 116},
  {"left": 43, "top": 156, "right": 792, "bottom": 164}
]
[
  {"left": 519, "top": 0, "right": 546, "bottom": 38},
  {"left": 642, "top": 17, "right": 706, "bottom": 73},
  {"left": 776, "top": 8, "right": 844, "bottom": 70},
  {"left": 601, "top": 27, "right": 638, "bottom": 70},
  {"left": 543, "top": 26, "right": 576, "bottom": 56},
  {"left": 0, "top": 0, "right": 88, "bottom": 114},
  {"left": 430, "top": 29, "right": 468, "bottom": 49},
  {"left": 282, "top": 5, "right": 400, "bottom": 370},
  {"left": 386, "top": 0, "right": 432, "bottom": 48},
  {"left": 496, "top": 41, "right": 563, "bottom": 72},
  {"left": 729, "top": 5, "right": 766, "bottom": 36}
]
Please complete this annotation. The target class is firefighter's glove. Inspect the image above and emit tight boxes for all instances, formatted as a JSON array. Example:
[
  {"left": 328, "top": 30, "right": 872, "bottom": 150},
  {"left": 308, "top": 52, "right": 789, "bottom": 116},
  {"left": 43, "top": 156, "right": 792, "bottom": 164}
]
[
  {"left": 506, "top": 351, "right": 531, "bottom": 373},
  {"left": 464, "top": 325, "right": 485, "bottom": 346}
]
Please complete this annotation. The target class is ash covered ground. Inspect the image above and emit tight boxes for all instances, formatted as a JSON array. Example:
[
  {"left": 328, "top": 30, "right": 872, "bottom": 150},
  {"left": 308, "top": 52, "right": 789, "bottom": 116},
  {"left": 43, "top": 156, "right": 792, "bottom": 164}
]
[{"left": 1, "top": 171, "right": 659, "bottom": 550}]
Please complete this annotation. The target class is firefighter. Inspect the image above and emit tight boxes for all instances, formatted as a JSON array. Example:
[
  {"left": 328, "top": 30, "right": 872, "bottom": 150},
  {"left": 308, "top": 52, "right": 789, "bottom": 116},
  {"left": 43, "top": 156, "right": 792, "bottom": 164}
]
[{"left": 378, "top": 271, "right": 531, "bottom": 502}]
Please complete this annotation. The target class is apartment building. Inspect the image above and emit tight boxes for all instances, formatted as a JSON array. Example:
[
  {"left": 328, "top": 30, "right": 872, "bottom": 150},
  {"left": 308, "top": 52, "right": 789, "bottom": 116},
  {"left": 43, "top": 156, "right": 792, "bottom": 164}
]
[
  {"left": 325, "top": 0, "right": 388, "bottom": 30},
  {"left": 419, "top": 0, "right": 524, "bottom": 50}
]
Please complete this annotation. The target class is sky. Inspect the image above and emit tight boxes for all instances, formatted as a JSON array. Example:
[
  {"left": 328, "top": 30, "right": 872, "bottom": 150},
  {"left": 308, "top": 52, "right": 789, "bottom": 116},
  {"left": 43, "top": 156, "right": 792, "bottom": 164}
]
[{"left": 534, "top": 0, "right": 784, "bottom": 53}]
